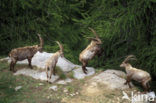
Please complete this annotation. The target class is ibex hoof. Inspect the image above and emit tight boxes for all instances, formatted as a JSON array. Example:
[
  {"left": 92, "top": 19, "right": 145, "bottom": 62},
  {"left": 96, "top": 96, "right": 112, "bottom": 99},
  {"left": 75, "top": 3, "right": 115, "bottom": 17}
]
[
  {"left": 13, "top": 70, "right": 16, "bottom": 73},
  {"left": 83, "top": 71, "right": 88, "bottom": 74},
  {"left": 47, "top": 80, "right": 51, "bottom": 84}
]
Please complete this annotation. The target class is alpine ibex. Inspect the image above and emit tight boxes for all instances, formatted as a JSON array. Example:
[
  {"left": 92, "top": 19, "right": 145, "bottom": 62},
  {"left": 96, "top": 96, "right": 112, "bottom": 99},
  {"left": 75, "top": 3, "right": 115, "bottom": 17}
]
[
  {"left": 9, "top": 34, "right": 44, "bottom": 72},
  {"left": 120, "top": 55, "right": 151, "bottom": 92},
  {"left": 79, "top": 27, "right": 102, "bottom": 74},
  {"left": 45, "top": 41, "right": 64, "bottom": 82}
]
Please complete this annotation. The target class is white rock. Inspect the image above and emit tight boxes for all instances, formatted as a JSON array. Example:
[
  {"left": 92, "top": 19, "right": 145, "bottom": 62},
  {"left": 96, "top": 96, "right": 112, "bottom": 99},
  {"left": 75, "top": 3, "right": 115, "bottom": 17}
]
[
  {"left": 88, "top": 69, "right": 133, "bottom": 90},
  {"left": 39, "top": 83, "right": 44, "bottom": 86},
  {"left": 49, "top": 85, "right": 58, "bottom": 91},
  {"left": 14, "top": 69, "right": 59, "bottom": 83},
  {"left": 15, "top": 86, "right": 22, "bottom": 91},
  {"left": 8, "top": 52, "right": 79, "bottom": 72},
  {"left": 63, "top": 88, "right": 68, "bottom": 93},
  {"left": 65, "top": 78, "right": 73, "bottom": 83},
  {"left": 70, "top": 93, "right": 75, "bottom": 96},
  {"left": 104, "top": 69, "right": 126, "bottom": 78},
  {"left": 5, "top": 51, "right": 95, "bottom": 80},
  {"left": 73, "top": 67, "right": 95, "bottom": 79},
  {"left": 57, "top": 78, "right": 73, "bottom": 85},
  {"left": 57, "top": 80, "right": 66, "bottom": 85}
]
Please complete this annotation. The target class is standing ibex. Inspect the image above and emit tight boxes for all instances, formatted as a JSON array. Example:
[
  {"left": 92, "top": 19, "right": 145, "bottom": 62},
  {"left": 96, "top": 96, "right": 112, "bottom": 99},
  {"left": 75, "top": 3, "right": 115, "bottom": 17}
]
[
  {"left": 9, "top": 34, "right": 44, "bottom": 72},
  {"left": 45, "top": 41, "right": 64, "bottom": 82},
  {"left": 120, "top": 55, "right": 151, "bottom": 92},
  {"left": 79, "top": 27, "right": 102, "bottom": 74}
]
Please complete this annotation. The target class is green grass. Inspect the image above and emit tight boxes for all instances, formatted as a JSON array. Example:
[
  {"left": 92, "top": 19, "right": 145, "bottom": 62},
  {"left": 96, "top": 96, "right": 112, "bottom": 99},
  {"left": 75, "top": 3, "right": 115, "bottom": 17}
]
[
  {"left": 0, "top": 61, "right": 82, "bottom": 103},
  {"left": 66, "top": 71, "right": 74, "bottom": 79},
  {"left": 0, "top": 73, "right": 62, "bottom": 103},
  {"left": 0, "top": 62, "right": 63, "bottom": 103},
  {"left": 0, "top": 55, "right": 7, "bottom": 59},
  {"left": 0, "top": 60, "right": 155, "bottom": 103},
  {"left": 55, "top": 66, "right": 67, "bottom": 80}
]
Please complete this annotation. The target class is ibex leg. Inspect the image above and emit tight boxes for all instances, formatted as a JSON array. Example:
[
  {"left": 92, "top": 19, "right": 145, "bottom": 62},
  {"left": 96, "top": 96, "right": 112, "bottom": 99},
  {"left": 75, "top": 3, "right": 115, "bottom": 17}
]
[
  {"left": 53, "top": 65, "right": 56, "bottom": 75},
  {"left": 28, "top": 58, "right": 33, "bottom": 69},
  {"left": 125, "top": 75, "right": 132, "bottom": 88},
  {"left": 10, "top": 58, "right": 17, "bottom": 72},
  {"left": 142, "top": 80, "right": 149, "bottom": 93},
  {"left": 49, "top": 69, "right": 54, "bottom": 79},
  {"left": 82, "top": 62, "right": 88, "bottom": 74},
  {"left": 10, "top": 61, "right": 13, "bottom": 71},
  {"left": 46, "top": 67, "right": 49, "bottom": 82}
]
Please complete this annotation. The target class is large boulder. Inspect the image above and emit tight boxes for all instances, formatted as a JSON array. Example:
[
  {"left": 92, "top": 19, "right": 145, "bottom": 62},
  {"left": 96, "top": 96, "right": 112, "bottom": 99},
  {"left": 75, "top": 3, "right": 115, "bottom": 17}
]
[
  {"left": 84, "top": 69, "right": 133, "bottom": 93},
  {"left": 73, "top": 67, "right": 95, "bottom": 79},
  {"left": 5, "top": 51, "right": 95, "bottom": 82},
  {"left": 8, "top": 51, "right": 78, "bottom": 72},
  {"left": 14, "top": 68, "right": 59, "bottom": 83}
]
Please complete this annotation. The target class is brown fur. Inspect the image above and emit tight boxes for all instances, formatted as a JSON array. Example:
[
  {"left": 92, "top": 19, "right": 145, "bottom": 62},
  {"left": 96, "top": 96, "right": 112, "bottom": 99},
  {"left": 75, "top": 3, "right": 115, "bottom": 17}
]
[
  {"left": 79, "top": 28, "right": 102, "bottom": 74},
  {"left": 120, "top": 55, "right": 151, "bottom": 92},
  {"left": 45, "top": 41, "right": 64, "bottom": 82},
  {"left": 9, "top": 34, "right": 44, "bottom": 72}
]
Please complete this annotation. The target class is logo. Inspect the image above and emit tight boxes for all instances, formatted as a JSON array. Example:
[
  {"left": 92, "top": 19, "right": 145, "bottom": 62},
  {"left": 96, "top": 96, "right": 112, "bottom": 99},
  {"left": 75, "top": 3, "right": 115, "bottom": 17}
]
[{"left": 122, "top": 91, "right": 155, "bottom": 103}]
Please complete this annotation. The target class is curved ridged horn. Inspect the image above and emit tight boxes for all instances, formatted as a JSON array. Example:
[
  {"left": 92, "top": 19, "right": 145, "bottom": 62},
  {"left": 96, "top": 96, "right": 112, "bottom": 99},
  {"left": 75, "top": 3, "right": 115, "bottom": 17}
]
[
  {"left": 56, "top": 41, "right": 64, "bottom": 52},
  {"left": 85, "top": 37, "right": 98, "bottom": 41},
  {"left": 38, "top": 34, "right": 44, "bottom": 48},
  {"left": 124, "top": 55, "right": 137, "bottom": 63},
  {"left": 88, "top": 27, "right": 99, "bottom": 38}
]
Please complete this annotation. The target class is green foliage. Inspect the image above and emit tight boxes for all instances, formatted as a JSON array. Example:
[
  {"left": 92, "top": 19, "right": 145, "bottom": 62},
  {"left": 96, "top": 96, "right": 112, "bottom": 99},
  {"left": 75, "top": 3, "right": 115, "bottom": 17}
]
[
  {"left": 80, "top": 0, "right": 156, "bottom": 76},
  {"left": 0, "top": 61, "right": 9, "bottom": 71},
  {"left": 0, "top": 0, "right": 156, "bottom": 76}
]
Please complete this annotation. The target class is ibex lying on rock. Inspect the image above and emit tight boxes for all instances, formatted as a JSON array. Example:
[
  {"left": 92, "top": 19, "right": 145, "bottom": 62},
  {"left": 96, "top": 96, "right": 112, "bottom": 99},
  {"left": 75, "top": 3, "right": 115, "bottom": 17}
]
[
  {"left": 120, "top": 55, "right": 151, "bottom": 92},
  {"left": 79, "top": 27, "right": 102, "bottom": 74},
  {"left": 45, "top": 41, "right": 64, "bottom": 82},
  {"left": 9, "top": 34, "right": 44, "bottom": 72}
]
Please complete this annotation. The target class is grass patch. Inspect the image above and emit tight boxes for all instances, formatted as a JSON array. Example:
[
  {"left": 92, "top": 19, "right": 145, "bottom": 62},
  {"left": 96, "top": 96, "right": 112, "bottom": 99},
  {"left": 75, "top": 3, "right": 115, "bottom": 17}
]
[
  {"left": 66, "top": 71, "right": 74, "bottom": 79},
  {"left": 0, "top": 60, "right": 155, "bottom": 103},
  {"left": 66, "top": 85, "right": 75, "bottom": 93},
  {"left": 55, "top": 66, "right": 67, "bottom": 80},
  {"left": 0, "top": 61, "right": 9, "bottom": 71},
  {"left": 0, "top": 55, "right": 7, "bottom": 59},
  {"left": 0, "top": 61, "right": 65, "bottom": 103}
]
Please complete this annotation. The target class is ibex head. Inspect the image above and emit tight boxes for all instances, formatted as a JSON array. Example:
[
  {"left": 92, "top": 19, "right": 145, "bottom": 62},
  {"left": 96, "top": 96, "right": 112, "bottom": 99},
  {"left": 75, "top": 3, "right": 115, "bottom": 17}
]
[
  {"left": 87, "top": 27, "right": 102, "bottom": 45},
  {"left": 56, "top": 41, "right": 64, "bottom": 57},
  {"left": 120, "top": 55, "right": 137, "bottom": 68},
  {"left": 37, "top": 34, "right": 44, "bottom": 53}
]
